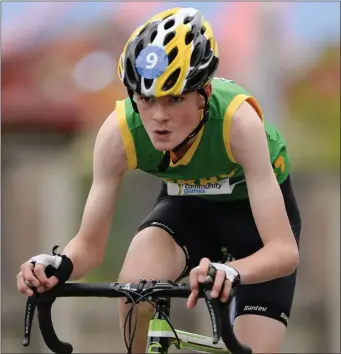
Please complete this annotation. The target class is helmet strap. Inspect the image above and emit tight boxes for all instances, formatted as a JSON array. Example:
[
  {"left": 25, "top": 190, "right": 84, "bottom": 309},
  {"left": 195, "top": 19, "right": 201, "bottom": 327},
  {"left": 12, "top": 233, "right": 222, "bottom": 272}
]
[
  {"left": 127, "top": 89, "right": 139, "bottom": 113},
  {"left": 158, "top": 88, "right": 209, "bottom": 172}
]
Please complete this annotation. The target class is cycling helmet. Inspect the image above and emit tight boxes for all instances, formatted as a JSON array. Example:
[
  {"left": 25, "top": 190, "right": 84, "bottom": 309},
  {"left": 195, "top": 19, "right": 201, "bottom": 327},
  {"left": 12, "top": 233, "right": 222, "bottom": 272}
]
[
  {"left": 118, "top": 7, "right": 218, "bottom": 97},
  {"left": 118, "top": 8, "right": 219, "bottom": 171}
]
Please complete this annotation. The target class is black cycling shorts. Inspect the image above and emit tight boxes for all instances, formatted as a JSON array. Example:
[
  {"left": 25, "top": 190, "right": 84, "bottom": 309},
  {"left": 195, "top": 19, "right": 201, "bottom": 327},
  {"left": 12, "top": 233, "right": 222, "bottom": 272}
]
[{"left": 136, "top": 175, "right": 301, "bottom": 327}]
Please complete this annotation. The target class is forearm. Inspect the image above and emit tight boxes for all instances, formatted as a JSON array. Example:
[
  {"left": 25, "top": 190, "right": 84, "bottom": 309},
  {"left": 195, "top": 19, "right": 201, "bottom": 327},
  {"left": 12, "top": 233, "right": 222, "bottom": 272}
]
[
  {"left": 62, "top": 235, "right": 104, "bottom": 280},
  {"left": 235, "top": 170, "right": 299, "bottom": 284},
  {"left": 228, "top": 241, "right": 299, "bottom": 285}
]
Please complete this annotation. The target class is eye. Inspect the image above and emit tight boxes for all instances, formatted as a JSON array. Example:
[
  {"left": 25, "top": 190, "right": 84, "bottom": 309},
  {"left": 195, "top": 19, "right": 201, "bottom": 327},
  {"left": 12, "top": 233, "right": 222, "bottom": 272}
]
[
  {"left": 140, "top": 96, "right": 154, "bottom": 104},
  {"left": 169, "top": 96, "right": 183, "bottom": 104}
]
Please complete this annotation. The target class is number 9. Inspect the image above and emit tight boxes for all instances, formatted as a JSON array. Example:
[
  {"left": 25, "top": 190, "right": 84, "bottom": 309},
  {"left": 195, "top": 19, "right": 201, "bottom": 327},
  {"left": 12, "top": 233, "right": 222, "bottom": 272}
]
[{"left": 146, "top": 52, "right": 158, "bottom": 69}]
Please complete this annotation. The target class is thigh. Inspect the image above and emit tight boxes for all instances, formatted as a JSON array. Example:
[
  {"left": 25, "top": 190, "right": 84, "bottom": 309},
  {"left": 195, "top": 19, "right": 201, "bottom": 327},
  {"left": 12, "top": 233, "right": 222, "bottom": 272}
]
[
  {"left": 136, "top": 184, "right": 224, "bottom": 279},
  {"left": 234, "top": 269, "right": 297, "bottom": 327},
  {"left": 233, "top": 315, "right": 286, "bottom": 353},
  {"left": 119, "top": 226, "right": 187, "bottom": 282}
]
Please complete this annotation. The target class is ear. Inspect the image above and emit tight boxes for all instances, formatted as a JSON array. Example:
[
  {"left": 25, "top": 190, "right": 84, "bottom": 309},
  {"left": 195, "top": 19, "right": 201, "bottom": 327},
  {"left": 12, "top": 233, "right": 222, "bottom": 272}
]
[
  {"left": 199, "top": 83, "right": 212, "bottom": 108},
  {"left": 204, "top": 83, "right": 212, "bottom": 98}
]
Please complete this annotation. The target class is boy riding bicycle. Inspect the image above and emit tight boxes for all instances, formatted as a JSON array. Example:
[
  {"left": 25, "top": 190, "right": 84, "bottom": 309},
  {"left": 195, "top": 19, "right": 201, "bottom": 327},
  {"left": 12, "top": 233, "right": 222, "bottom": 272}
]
[{"left": 17, "top": 7, "right": 301, "bottom": 353}]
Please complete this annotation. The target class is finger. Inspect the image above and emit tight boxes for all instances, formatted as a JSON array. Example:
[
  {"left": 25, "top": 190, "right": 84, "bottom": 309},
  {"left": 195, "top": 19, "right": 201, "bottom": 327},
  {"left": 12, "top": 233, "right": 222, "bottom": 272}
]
[
  {"left": 36, "top": 275, "right": 59, "bottom": 293},
  {"left": 211, "top": 269, "right": 226, "bottom": 298},
  {"left": 16, "top": 272, "right": 34, "bottom": 296},
  {"left": 220, "top": 280, "right": 232, "bottom": 302},
  {"left": 21, "top": 263, "right": 40, "bottom": 287},
  {"left": 189, "top": 268, "right": 199, "bottom": 292},
  {"left": 36, "top": 285, "right": 47, "bottom": 293},
  {"left": 198, "top": 258, "right": 211, "bottom": 283},
  {"left": 186, "top": 291, "right": 198, "bottom": 309},
  {"left": 47, "top": 275, "right": 59, "bottom": 288},
  {"left": 33, "top": 264, "right": 49, "bottom": 286}
]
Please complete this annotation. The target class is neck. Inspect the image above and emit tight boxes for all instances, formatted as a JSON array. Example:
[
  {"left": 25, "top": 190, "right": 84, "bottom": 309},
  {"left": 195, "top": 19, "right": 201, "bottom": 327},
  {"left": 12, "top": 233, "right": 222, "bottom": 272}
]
[
  {"left": 170, "top": 135, "right": 197, "bottom": 163},
  {"left": 170, "top": 110, "right": 205, "bottom": 163}
]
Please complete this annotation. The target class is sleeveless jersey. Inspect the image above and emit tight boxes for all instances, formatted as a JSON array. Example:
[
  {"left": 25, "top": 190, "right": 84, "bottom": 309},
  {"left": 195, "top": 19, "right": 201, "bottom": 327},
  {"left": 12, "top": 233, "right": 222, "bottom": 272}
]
[{"left": 115, "top": 77, "right": 290, "bottom": 202}]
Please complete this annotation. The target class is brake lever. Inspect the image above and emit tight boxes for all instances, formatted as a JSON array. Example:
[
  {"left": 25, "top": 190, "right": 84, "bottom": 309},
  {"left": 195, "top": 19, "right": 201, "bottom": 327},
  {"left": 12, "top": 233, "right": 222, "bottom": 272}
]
[
  {"left": 203, "top": 288, "right": 222, "bottom": 344},
  {"left": 23, "top": 292, "right": 39, "bottom": 347},
  {"left": 201, "top": 264, "right": 223, "bottom": 344},
  {"left": 22, "top": 263, "right": 57, "bottom": 347}
]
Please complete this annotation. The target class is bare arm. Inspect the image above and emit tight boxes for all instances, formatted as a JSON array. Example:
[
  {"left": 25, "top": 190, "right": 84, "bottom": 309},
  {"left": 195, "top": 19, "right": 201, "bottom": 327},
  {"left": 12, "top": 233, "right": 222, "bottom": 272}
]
[
  {"left": 227, "top": 102, "right": 299, "bottom": 284},
  {"left": 63, "top": 111, "right": 128, "bottom": 280}
]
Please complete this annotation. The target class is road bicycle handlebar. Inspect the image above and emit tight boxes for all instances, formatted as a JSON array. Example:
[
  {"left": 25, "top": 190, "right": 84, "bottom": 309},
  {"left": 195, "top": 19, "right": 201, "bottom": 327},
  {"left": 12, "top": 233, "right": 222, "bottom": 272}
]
[{"left": 23, "top": 278, "right": 251, "bottom": 353}]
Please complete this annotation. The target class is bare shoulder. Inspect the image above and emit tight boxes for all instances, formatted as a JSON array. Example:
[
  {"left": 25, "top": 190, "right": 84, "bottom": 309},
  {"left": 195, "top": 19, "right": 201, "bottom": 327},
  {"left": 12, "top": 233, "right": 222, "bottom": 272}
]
[
  {"left": 93, "top": 110, "right": 128, "bottom": 178},
  {"left": 229, "top": 101, "right": 268, "bottom": 167}
]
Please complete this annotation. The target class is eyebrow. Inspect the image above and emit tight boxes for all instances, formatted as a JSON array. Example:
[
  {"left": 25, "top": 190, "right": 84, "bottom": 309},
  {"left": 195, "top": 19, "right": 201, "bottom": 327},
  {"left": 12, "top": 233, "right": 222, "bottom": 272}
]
[
  {"left": 138, "top": 95, "right": 155, "bottom": 98},
  {"left": 137, "top": 94, "right": 184, "bottom": 99}
]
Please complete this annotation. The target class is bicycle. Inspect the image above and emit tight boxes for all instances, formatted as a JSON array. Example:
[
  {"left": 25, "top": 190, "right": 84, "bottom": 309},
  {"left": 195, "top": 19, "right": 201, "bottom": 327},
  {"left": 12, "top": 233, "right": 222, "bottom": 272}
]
[{"left": 22, "top": 266, "right": 252, "bottom": 353}]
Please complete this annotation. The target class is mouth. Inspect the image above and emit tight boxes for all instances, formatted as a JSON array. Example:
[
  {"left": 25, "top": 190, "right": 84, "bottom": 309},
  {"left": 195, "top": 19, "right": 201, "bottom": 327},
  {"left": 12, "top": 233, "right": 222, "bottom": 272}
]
[{"left": 154, "top": 129, "right": 171, "bottom": 136}]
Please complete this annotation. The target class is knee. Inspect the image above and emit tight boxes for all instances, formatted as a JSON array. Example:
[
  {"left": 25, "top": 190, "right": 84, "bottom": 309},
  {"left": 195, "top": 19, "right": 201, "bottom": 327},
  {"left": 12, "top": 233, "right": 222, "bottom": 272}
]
[
  {"left": 119, "top": 227, "right": 186, "bottom": 283},
  {"left": 233, "top": 315, "right": 286, "bottom": 353}
]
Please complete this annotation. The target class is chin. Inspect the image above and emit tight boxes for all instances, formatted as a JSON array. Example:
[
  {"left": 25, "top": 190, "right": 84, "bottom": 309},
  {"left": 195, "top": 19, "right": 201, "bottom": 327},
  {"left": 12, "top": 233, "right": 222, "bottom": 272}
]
[{"left": 151, "top": 139, "right": 178, "bottom": 151}]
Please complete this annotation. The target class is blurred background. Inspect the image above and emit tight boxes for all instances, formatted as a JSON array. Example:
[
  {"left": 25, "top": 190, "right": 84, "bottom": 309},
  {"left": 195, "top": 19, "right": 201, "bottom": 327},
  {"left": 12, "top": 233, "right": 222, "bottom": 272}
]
[{"left": 2, "top": 2, "right": 340, "bottom": 353}]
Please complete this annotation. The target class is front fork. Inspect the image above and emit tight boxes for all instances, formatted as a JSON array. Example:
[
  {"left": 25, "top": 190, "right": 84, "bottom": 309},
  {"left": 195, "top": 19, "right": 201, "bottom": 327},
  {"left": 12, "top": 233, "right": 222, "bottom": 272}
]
[{"left": 146, "top": 297, "right": 174, "bottom": 353}]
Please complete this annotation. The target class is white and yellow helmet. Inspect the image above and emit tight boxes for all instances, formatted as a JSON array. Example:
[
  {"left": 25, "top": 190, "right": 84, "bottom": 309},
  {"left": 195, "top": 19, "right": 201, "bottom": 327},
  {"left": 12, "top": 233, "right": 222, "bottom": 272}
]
[{"left": 118, "top": 7, "right": 219, "bottom": 97}]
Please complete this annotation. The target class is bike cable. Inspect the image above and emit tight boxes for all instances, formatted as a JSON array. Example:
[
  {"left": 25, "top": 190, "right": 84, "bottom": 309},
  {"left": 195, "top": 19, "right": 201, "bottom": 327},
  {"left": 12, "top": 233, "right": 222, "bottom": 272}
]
[{"left": 122, "top": 290, "right": 181, "bottom": 353}]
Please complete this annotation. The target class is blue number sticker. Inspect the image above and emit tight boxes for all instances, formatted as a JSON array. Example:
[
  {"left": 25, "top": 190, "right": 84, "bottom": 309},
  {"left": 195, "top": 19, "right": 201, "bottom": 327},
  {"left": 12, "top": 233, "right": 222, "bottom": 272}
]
[{"left": 135, "top": 46, "right": 169, "bottom": 79}]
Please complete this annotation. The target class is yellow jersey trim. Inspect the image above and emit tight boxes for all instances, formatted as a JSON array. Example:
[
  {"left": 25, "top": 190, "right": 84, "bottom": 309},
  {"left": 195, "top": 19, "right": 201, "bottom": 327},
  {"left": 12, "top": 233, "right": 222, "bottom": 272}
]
[
  {"left": 223, "top": 94, "right": 264, "bottom": 163},
  {"left": 115, "top": 100, "right": 137, "bottom": 170}
]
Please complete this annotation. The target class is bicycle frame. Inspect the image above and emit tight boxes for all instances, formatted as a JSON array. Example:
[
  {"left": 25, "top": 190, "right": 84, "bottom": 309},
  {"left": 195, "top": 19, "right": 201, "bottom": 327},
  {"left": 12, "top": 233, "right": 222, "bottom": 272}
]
[{"left": 146, "top": 297, "right": 230, "bottom": 353}]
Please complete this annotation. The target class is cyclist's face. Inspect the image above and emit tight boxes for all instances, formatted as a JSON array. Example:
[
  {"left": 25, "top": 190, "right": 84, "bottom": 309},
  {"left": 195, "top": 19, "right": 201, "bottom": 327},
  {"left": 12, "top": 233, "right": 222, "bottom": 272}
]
[{"left": 134, "top": 85, "right": 212, "bottom": 151}]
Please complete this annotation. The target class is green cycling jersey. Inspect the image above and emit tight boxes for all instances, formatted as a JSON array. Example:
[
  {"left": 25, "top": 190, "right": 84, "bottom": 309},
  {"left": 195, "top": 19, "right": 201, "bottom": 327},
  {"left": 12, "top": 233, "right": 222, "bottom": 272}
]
[{"left": 115, "top": 77, "right": 290, "bottom": 202}]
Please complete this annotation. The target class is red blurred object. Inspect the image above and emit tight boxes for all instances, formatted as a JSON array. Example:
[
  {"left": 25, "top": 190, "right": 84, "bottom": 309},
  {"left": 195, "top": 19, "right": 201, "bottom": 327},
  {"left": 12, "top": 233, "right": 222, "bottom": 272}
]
[{"left": 2, "top": 47, "right": 82, "bottom": 134}]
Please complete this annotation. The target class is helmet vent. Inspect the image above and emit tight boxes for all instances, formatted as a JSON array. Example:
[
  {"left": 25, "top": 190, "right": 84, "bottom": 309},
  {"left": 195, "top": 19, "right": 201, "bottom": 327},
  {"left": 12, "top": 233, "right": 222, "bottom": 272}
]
[
  {"left": 126, "top": 58, "right": 136, "bottom": 84},
  {"left": 150, "top": 30, "right": 157, "bottom": 43},
  {"left": 164, "top": 31, "right": 175, "bottom": 46},
  {"left": 200, "top": 26, "right": 206, "bottom": 35},
  {"left": 190, "top": 44, "right": 201, "bottom": 67},
  {"left": 164, "top": 19, "right": 175, "bottom": 30},
  {"left": 185, "top": 72, "right": 203, "bottom": 90},
  {"left": 143, "top": 78, "right": 153, "bottom": 90},
  {"left": 183, "top": 16, "right": 193, "bottom": 24},
  {"left": 162, "top": 68, "right": 181, "bottom": 91},
  {"left": 185, "top": 31, "right": 194, "bottom": 45},
  {"left": 168, "top": 47, "right": 178, "bottom": 64},
  {"left": 135, "top": 40, "right": 144, "bottom": 58}
]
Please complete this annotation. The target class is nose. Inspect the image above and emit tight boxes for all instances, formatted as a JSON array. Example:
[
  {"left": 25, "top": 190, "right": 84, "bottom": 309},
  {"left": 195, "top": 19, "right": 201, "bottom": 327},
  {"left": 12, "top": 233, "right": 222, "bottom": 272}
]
[{"left": 152, "top": 103, "right": 169, "bottom": 123}]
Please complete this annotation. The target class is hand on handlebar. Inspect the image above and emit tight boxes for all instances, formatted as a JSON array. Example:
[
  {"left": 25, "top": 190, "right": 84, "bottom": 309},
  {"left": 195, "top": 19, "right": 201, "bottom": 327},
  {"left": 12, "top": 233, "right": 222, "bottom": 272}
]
[
  {"left": 187, "top": 258, "right": 240, "bottom": 309},
  {"left": 17, "top": 261, "right": 59, "bottom": 296},
  {"left": 16, "top": 246, "right": 73, "bottom": 297}
]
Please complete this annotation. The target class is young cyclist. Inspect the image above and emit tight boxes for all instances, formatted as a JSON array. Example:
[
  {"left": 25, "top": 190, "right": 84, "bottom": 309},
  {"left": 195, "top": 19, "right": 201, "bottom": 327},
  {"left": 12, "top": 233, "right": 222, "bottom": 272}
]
[{"left": 17, "top": 7, "right": 301, "bottom": 353}]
